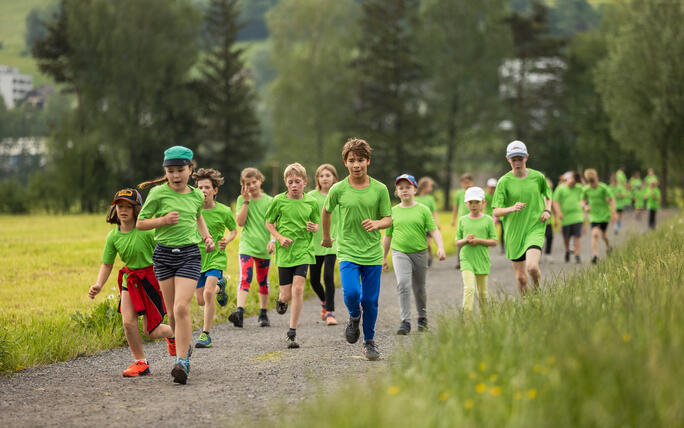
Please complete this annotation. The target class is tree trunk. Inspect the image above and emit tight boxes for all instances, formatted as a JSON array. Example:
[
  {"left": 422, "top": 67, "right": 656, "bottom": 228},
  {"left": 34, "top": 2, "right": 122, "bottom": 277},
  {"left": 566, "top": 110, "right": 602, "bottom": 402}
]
[
  {"left": 444, "top": 96, "right": 458, "bottom": 211},
  {"left": 660, "top": 145, "right": 668, "bottom": 206}
]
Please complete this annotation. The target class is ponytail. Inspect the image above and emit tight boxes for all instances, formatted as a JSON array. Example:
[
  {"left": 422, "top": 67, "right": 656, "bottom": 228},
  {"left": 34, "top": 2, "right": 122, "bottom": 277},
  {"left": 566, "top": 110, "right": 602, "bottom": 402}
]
[{"left": 138, "top": 176, "right": 168, "bottom": 189}]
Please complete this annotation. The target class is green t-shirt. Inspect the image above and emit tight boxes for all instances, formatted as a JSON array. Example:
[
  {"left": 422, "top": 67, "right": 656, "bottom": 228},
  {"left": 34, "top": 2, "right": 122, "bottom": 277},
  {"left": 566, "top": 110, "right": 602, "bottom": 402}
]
[
  {"left": 581, "top": 183, "right": 614, "bottom": 223},
  {"left": 644, "top": 174, "right": 658, "bottom": 185},
  {"left": 634, "top": 187, "right": 646, "bottom": 209},
  {"left": 645, "top": 187, "right": 661, "bottom": 210},
  {"left": 630, "top": 177, "right": 643, "bottom": 192},
  {"left": 386, "top": 203, "right": 436, "bottom": 253},
  {"left": 415, "top": 195, "right": 437, "bottom": 213},
  {"left": 199, "top": 202, "right": 237, "bottom": 272},
  {"left": 456, "top": 215, "right": 497, "bottom": 275},
  {"left": 101, "top": 227, "right": 155, "bottom": 269},
  {"left": 492, "top": 169, "right": 552, "bottom": 260},
  {"left": 616, "top": 170, "right": 627, "bottom": 186},
  {"left": 265, "top": 193, "right": 320, "bottom": 267},
  {"left": 308, "top": 189, "right": 339, "bottom": 256},
  {"left": 552, "top": 184, "right": 584, "bottom": 226},
  {"left": 236, "top": 193, "right": 273, "bottom": 259},
  {"left": 454, "top": 189, "right": 469, "bottom": 218},
  {"left": 610, "top": 185, "right": 626, "bottom": 210},
  {"left": 138, "top": 183, "right": 204, "bottom": 246},
  {"left": 484, "top": 192, "right": 494, "bottom": 216},
  {"left": 324, "top": 177, "right": 392, "bottom": 266}
]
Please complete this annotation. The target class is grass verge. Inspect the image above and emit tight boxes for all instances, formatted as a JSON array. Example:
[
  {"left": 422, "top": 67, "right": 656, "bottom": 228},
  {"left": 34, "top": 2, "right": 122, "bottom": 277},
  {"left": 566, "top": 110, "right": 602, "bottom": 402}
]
[{"left": 284, "top": 215, "right": 684, "bottom": 427}]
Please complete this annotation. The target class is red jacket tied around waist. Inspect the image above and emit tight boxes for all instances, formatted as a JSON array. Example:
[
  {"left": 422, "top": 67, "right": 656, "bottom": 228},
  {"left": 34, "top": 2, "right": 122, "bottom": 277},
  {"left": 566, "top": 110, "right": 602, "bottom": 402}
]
[{"left": 117, "top": 265, "right": 166, "bottom": 334}]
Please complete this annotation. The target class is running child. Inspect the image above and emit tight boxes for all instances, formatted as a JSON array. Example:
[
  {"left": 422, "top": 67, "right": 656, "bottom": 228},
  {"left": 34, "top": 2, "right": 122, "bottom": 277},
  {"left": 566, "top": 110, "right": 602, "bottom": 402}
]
[
  {"left": 137, "top": 146, "right": 215, "bottom": 384},
  {"left": 644, "top": 179, "right": 661, "bottom": 229},
  {"left": 451, "top": 173, "right": 475, "bottom": 269},
  {"left": 88, "top": 189, "right": 174, "bottom": 377},
  {"left": 265, "top": 163, "right": 320, "bottom": 349},
  {"left": 492, "top": 141, "right": 552, "bottom": 293},
  {"left": 192, "top": 168, "right": 237, "bottom": 348},
  {"left": 321, "top": 138, "right": 392, "bottom": 361},
  {"left": 610, "top": 173, "right": 627, "bottom": 234},
  {"left": 415, "top": 176, "right": 440, "bottom": 267},
  {"left": 581, "top": 168, "right": 617, "bottom": 264},
  {"left": 630, "top": 171, "right": 645, "bottom": 221},
  {"left": 455, "top": 187, "right": 498, "bottom": 314},
  {"left": 552, "top": 171, "right": 584, "bottom": 264},
  {"left": 229, "top": 168, "right": 274, "bottom": 328},
  {"left": 383, "top": 174, "right": 446, "bottom": 335},
  {"left": 308, "top": 164, "right": 340, "bottom": 326}
]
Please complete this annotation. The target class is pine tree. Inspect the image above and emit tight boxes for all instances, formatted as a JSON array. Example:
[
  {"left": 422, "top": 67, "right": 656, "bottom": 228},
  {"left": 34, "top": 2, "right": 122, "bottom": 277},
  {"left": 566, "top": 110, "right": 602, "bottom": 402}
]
[{"left": 196, "top": 0, "right": 261, "bottom": 195}]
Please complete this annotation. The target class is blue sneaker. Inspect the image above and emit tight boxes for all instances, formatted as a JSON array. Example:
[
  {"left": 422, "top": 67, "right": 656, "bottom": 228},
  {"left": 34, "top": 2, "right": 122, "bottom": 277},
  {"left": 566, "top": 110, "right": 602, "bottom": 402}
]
[
  {"left": 195, "top": 332, "right": 212, "bottom": 348},
  {"left": 216, "top": 278, "right": 228, "bottom": 307},
  {"left": 171, "top": 358, "right": 190, "bottom": 384}
]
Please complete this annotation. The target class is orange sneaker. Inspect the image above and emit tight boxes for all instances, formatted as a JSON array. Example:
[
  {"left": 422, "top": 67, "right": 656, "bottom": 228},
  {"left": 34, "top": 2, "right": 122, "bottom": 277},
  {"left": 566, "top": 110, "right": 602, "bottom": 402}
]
[
  {"left": 166, "top": 337, "right": 176, "bottom": 356},
  {"left": 123, "top": 360, "right": 150, "bottom": 377},
  {"left": 325, "top": 313, "right": 338, "bottom": 326},
  {"left": 320, "top": 305, "right": 326, "bottom": 321}
]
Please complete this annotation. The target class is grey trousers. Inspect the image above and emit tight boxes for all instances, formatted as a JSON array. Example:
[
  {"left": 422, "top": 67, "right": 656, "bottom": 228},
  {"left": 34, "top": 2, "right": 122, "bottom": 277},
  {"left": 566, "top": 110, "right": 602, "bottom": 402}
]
[{"left": 391, "top": 249, "right": 428, "bottom": 321}]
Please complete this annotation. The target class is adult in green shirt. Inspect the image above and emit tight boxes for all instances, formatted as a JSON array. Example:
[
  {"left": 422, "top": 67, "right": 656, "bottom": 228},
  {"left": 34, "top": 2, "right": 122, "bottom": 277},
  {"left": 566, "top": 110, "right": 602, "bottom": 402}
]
[
  {"left": 321, "top": 138, "right": 392, "bottom": 361},
  {"left": 266, "top": 163, "right": 321, "bottom": 349},
  {"left": 229, "top": 167, "right": 274, "bottom": 329},
  {"left": 552, "top": 171, "right": 584, "bottom": 264},
  {"left": 308, "top": 164, "right": 341, "bottom": 325},
  {"left": 416, "top": 176, "right": 440, "bottom": 267},
  {"left": 383, "top": 174, "right": 446, "bottom": 335},
  {"left": 192, "top": 168, "right": 238, "bottom": 349},
  {"left": 644, "top": 180, "right": 661, "bottom": 229},
  {"left": 581, "top": 168, "right": 617, "bottom": 264},
  {"left": 492, "top": 141, "right": 552, "bottom": 293}
]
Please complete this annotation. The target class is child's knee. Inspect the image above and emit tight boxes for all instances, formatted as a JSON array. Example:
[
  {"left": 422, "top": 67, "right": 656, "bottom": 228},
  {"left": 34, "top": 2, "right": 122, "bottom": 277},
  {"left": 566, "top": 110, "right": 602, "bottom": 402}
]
[
  {"left": 174, "top": 301, "right": 190, "bottom": 317},
  {"left": 122, "top": 318, "right": 138, "bottom": 331}
]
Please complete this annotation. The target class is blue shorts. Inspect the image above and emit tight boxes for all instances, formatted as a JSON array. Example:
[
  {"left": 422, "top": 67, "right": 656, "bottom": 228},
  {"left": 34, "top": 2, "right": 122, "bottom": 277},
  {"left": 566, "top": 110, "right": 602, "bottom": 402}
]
[{"left": 196, "top": 269, "right": 223, "bottom": 289}]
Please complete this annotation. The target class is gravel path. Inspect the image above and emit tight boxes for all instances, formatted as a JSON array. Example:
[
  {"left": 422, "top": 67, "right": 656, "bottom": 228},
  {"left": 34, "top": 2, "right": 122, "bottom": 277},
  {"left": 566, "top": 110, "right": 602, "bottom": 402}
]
[{"left": 0, "top": 213, "right": 665, "bottom": 427}]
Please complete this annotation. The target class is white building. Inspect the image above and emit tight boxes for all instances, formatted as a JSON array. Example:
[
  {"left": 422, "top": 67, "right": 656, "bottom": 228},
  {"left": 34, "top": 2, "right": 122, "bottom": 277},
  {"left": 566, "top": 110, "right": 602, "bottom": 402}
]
[{"left": 0, "top": 65, "right": 33, "bottom": 109}]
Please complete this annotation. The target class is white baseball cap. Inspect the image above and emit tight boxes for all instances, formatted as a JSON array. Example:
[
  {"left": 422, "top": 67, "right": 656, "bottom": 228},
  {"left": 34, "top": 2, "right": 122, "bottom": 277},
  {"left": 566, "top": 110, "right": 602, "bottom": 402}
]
[
  {"left": 506, "top": 140, "right": 528, "bottom": 158},
  {"left": 464, "top": 186, "right": 486, "bottom": 202},
  {"left": 486, "top": 178, "right": 497, "bottom": 187}
]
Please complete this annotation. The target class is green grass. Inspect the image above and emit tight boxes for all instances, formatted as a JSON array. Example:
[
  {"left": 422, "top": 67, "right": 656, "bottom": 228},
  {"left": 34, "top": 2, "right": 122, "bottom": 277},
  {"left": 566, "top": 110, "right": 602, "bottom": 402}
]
[
  {"left": 0, "top": 211, "right": 459, "bottom": 373},
  {"left": 285, "top": 214, "right": 684, "bottom": 427}
]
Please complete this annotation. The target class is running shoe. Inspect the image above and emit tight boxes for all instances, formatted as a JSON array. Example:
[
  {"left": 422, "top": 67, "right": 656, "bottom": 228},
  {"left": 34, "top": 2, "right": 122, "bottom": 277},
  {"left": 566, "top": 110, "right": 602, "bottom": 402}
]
[
  {"left": 362, "top": 340, "right": 380, "bottom": 361},
  {"left": 195, "top": 332, "right": 212, "bottom": 348},
  {"left": 320, "top": 305, "right": 326, "bottom": 321},
  {"left": 286, "top": 330, "right": 300, "bottom": 349},
  {"left": 396, "top": 320, "right": 411, "bottom": 335},
  {"left": 171, "top": 359, "right": 190, "bottom": 384},
  {"left": 166, "top": 337, "right": 176, "bottom": 356},
  {"left": 455, "top": 263, "right": 461, "bottom": 270},
  {"left": 276, "top": 299, "right": 288, "bottom": 315},
  {"left": 591, "top": 256, "right": 598, "bottom": 265},
  {"left": 417, "top": 317, "right": 428, "bottom": 332},
  {"left": 565, "top": 251, "right": 570, "bottom": 263},
  {"left": 258, "top": 312, "right": 270, "bottom": 327},
  {"left": 325, "top": 313, "right": 338, "bottom": 326},
  {"left": 122, "top": 360, "right": 150, "bottom": 377},
  {"left": 345, "top": 315, "right": 361, "bottom": 344},
  {"left": 216, "top": 278, "right": 228, "bottom": 307},
  {"left": 575, "top": 255, "right": 581, "bottom": 264},
  {"left": 228, "top": 310, "right": 244, "bottom": 328}
]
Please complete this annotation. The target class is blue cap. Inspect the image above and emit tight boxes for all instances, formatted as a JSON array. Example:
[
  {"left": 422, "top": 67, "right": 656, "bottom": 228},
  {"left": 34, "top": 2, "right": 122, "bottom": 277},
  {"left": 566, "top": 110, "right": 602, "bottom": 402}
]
[
  {"left": 163, "top": 146, "right": 193, "bottom": 166},
  {"left": 395, "top": 174, "right": 418, "bottom": 188}
]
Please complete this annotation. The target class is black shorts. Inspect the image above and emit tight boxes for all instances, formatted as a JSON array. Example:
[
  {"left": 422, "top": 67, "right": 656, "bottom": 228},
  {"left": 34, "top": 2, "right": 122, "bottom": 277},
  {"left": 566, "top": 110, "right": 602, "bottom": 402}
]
[
  {"left": 617, "top": 208, "right": 623, "bottom": 213},
  {"left": 278, "top": 264, "right": 309, "bottom": 286},
  {"left": 511, "top": 245, "right": 542, "bottom": 262},
  {"left": 562, "top": 223, "right": 583, "bottom": 239},
  {"left": 153, "top": 243, "right": 202, "bottom": 282},
  {"left": 591, "top": 222, "right": 609, "bottom": 232}
]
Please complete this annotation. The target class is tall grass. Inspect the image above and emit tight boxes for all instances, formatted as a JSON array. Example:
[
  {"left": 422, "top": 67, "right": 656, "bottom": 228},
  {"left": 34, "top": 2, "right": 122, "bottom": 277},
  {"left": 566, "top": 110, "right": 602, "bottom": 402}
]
[{"left": 285, "top": 215, "right": 684, "bottom": 427}]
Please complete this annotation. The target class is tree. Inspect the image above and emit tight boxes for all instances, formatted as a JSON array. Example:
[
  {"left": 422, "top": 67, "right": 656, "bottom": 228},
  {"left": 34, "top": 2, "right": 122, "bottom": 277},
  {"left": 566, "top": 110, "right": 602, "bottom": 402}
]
[
  {"left": 596, "top": 0, "right": 684, "bottom": 205},
  {"left": 266, "top": 0, "right": 359, "bottom": 171},
  {"left": 195, "top": 0, "right": 262, "bottom": 196},
  {"left": 353, "top": 0, "right": 428, "bottom": 184},
  {"left": 420, "top": 0, "right": 511, "bottom": 209}
]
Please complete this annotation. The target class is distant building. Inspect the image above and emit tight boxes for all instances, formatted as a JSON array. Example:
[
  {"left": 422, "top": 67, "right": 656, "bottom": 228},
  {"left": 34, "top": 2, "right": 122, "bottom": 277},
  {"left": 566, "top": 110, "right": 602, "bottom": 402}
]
[
  {"left": 0, "top": 65, "right": 33, "bottom": 109},
  {"left": 20, "top": 85, "right": 55, "bottom": 109}
]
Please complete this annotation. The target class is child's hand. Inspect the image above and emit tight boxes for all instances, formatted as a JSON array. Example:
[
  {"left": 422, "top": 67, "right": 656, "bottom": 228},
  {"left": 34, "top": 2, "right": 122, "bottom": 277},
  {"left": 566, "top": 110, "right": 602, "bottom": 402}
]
[
  {"left": 278, "top": 236, "right": 293, "bottom": 248},
  {"left": 584, "top": 205, "right": 590, "bottom": 212},
  {"left": 511, "top": 202, "right": 526, "bottom": 212},
  {"left": 540, "top": 211, "right": 551, "bottom": 222},
  {"left": 382, "top": 260, "right": 390, "bottom": 272},
  {"left": 465, "top": 234, "right": 475, "bottom": 244},
  {"left": 306, "top": 222, "right": 319, "bottom": 233},
  {"left": 164, "top": 211, "right": 180, "bottom": 225},
  {"left": 88, "top": 283, "right": 102, "bottom": 299},
  {"left": 204, "top": 236, "right": 215, "bottom": 253},
  {"left": 361, "top": 219, "right": 379, "bottom": 232},
  {"left": 218, "top": 237, "right": 228, "bottom": 251},
  {"left": 321, "top": 237, "right": 334, "bottom": 248},
  {"left": 267, "top": 240, "right": 275, "bottom": 254},
  {"left": 437, "top": 248, "right": 446, "bottom": 261},
  {"left": 241, "top": 184, "right": 250, "bottom": 202}
]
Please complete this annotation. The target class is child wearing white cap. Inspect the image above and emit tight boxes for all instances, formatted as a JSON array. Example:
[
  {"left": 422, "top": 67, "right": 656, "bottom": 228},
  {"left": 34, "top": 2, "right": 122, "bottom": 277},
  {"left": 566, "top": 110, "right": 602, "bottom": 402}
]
[
  {"left": 455, "top": 187, "right": 498, "bottom": 314},
  {"left": 492, "top": 141, "right": 552, "bottom": 293}
]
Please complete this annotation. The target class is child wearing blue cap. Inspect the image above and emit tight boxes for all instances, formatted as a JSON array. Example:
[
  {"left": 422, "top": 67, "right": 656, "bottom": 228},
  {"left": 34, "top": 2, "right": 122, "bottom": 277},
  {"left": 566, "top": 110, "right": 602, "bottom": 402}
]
[
  {"left": 137, "top": 145, "right": 215, "bottom": 384},
  {"left": 383, "top": 174, "right": 446, "bottom": 335}
]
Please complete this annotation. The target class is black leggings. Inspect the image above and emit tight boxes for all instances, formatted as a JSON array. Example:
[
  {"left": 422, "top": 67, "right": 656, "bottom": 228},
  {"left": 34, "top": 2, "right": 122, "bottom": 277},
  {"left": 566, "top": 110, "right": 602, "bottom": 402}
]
[
  {"left": 544, "top": 223, "right": 553, "bottom": 255},
  {"left": 309, "top": 254, "right": 337, "bottom": 312},
  {"left": 649, "top": 209, "right": 657, "bottom": 229}
]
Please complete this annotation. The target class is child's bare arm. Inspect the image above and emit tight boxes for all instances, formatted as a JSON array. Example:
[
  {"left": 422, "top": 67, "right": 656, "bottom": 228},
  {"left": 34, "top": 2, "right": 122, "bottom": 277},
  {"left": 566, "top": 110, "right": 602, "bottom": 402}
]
[
  {"left": 266, "top": 220, "right": 292, "bottom": 248},
  {"left": 382, "top": 235, "right": 392, "bottom": 271},
  {"left": 196, "top": 216, "right": 215, "bottom": 253},
  {"left": 473, "top": 238, "right": 498, "bottom": 247},
  {"left": 428, "top": 228, "right": 447, "bottom": 260},
  {"left": 89, "top": 264, "right": 114, "bottom": 299},
  {"left": 321, "top": 208, "right": 333, "bottom": 247},
  {"left": 137, "top": 212, "right": 178, "bottom": 230}
]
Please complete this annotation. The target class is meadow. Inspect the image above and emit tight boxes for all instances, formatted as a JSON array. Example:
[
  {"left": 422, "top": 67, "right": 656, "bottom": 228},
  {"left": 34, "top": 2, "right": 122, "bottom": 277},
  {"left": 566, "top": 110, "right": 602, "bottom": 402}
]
[
  {"left": 0, "top": 211, "right": 459, "bottom": 373},
  {"left": 284, "top": 214, "right": 684, "bottom": 427}
]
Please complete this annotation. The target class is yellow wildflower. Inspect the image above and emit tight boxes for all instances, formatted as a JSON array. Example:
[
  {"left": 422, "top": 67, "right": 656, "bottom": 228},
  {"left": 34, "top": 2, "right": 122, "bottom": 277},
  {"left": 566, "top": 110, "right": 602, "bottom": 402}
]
[
  {"left": 622, "top": 333, "right": 631, "bottom": 343},
  {"left": 528, "top": 389, "right": 537, "bottom": 400},
  {"left": 464, "top": 399, "right": 475, "bottom": 409},
  {"left": 387, "top": 386, "right": 400, "bottom": 396},
  {"left": 489, "top": 386, "right": 502, "bottom": 396},
  {"left": 439, "top": 392, "right": 450, "bottom": 402},
  {"left": 475, "top": 383, "right": 487, "bottom": 394},
  {"left": 479, "top": 362, "right": 487, "bottom": 372}
]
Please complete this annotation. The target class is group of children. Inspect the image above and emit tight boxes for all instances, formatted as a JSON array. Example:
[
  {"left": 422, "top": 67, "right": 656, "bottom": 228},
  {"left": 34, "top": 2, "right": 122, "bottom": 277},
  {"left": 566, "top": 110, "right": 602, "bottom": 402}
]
[{"left": 87, "top": 137, "right": 661, "bottom": 385}]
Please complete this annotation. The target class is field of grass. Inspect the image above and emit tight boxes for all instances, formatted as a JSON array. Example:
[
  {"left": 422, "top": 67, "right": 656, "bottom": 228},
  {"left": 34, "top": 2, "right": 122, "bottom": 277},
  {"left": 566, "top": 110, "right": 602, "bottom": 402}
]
[
  {"left": 0, "top": 211, "right": 459, "bottom": 373},
  {"left": 285, "top": 214, "right": 684, "bottom": 427}
]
